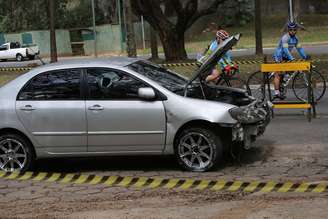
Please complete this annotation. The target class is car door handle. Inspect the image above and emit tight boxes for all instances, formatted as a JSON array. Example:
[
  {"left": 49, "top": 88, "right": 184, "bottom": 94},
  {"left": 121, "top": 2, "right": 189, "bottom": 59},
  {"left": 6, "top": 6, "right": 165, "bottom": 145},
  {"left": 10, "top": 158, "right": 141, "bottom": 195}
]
[
  {"left": 20, "top": 105, "right": 36, "bottom": 111},
  {"left": 88, "top": 105, "right": 104, "bottom": 111}
]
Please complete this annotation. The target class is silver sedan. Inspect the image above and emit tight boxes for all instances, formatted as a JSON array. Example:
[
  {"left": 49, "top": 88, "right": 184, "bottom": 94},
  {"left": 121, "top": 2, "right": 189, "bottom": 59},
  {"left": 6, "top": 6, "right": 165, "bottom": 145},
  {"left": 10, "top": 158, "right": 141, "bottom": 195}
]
[{"left": 0, "top": 36, "right": 271, "bottom": 172}]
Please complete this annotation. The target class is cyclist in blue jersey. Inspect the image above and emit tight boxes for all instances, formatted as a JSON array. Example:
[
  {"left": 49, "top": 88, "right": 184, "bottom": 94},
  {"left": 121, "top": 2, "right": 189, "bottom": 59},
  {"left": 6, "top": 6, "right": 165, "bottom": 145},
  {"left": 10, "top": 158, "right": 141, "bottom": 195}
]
[
  {"left": 204, "top": 30, "right": 238, "bottom": 83},
  {"left": 273, "top": 21, "right": 310, "bottom": 99}
]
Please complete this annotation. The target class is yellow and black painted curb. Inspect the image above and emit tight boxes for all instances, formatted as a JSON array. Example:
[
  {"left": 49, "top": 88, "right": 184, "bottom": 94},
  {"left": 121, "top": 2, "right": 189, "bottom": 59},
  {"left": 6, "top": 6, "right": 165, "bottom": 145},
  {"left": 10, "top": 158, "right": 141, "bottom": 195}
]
[
  {"left": 0, "top": 67, "right": 32, "bottom": 72},
  {"left": 0, "top": 58, "right": 326, "bottom": 72},
  {"left": 161, "top": 63, "right": 201, "bottom": 67},
  {"left": 160, "top": 59, "right": 324, "bottom": 67},
  {"left": 0, "top": 171, "right": 327, "bottom": 193}
]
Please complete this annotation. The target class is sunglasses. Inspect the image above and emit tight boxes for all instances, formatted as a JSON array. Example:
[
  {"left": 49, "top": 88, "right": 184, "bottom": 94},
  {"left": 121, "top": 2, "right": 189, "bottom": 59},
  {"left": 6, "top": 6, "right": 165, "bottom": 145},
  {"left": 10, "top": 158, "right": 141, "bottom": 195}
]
[
  {"left": 217, "top": 37, "right": 228, "bottom": 41},
  {"left": 289, "top": 28, "right": 297, "bottom": 32}
]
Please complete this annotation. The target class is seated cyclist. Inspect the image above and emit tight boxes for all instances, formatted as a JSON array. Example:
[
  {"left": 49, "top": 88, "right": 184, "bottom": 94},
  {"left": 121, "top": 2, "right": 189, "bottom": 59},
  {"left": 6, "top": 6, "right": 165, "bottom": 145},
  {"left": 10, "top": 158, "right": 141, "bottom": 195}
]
[
  {"left": 273, "top": 21, "right": 310, "bottom": 99},
  {"left": 204, "top": 30, "right": 238, "bottom": 83}
]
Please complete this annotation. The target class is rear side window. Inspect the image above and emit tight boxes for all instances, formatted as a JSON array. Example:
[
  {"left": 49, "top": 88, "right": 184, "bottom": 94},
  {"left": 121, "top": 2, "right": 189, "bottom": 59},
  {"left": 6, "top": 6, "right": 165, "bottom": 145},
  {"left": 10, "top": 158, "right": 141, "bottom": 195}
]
[{"left": 17, "top": 69, "right": 81, "bottom": 100}]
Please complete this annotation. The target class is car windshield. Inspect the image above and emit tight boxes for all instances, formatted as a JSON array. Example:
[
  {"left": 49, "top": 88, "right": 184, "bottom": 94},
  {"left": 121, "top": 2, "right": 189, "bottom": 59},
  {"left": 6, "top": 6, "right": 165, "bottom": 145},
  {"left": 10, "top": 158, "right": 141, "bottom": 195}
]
[{"left": 127, "top": 61, "right": 188, "bottom": 93}]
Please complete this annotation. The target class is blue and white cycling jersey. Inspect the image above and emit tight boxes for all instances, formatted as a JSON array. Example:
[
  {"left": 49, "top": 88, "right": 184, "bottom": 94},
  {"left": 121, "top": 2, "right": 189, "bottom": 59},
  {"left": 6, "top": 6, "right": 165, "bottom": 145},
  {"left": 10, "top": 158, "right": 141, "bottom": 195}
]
[{"left": 273, "top": 33, "right": 308, "bottom": 62}]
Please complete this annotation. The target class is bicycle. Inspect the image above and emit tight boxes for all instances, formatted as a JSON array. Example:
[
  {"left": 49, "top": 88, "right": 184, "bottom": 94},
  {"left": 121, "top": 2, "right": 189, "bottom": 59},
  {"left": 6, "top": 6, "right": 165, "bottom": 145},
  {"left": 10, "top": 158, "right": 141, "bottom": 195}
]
[
  {"left": 246, "top": 65, "right": 326, "bottom": 102},
  {"left": 214, "top": 67, "right": 250, "bottom": 91},
  {"left": 196, "top": 54, "right": 249, "bottom": 91}
]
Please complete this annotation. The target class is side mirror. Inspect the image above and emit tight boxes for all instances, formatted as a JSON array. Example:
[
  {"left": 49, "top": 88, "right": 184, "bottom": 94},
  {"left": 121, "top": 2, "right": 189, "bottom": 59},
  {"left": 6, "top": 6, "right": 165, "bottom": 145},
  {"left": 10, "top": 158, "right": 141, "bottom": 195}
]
[{"left": 138, "top": 87, "right": 156, "bottom": 100}]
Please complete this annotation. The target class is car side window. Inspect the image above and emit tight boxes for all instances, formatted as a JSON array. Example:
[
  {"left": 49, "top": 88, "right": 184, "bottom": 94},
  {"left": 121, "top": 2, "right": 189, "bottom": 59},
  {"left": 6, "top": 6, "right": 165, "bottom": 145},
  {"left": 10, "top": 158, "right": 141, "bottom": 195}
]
[
  {"left": 87, "top": 68, "right": 149, "bottom": 100},
  {"left": 0, "top": 45, "right": 8, "bottom": 51},
  {"left": 17, "top": 69, "right": 81, "bottom": 101}
]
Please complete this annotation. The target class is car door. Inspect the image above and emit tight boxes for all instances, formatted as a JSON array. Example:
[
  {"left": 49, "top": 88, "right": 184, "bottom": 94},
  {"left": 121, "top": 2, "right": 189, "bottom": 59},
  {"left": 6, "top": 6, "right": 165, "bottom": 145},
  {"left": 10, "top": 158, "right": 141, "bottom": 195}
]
[
  {"left": 85, "top": 68, "right": 166, "bottom": 153},
  {"left": 0, "top": 45, "right": 9, "bottom": 59},
  {"left": 8, "top": 43, "right": 16, "bottom": 59},
  {"left": 16, "top": 69, "right": 87, "bottom": 153}
]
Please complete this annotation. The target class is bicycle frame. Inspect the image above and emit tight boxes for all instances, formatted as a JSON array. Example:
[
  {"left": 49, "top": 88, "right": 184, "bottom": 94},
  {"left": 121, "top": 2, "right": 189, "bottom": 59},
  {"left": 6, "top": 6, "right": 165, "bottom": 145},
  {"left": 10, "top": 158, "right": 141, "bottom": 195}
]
[
  {"left": 216, "top": 69, "right": 239, "bottom": 86},
  {"left": 267, "top": 71, "right": 302, "bottom": 95}
]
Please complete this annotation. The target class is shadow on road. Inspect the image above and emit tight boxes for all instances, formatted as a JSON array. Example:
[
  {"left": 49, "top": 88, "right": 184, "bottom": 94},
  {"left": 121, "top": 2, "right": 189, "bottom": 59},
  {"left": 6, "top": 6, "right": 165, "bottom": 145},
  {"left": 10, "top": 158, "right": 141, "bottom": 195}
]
[{"left": 33, "top": 140, "right": 275, "bottom": 173}]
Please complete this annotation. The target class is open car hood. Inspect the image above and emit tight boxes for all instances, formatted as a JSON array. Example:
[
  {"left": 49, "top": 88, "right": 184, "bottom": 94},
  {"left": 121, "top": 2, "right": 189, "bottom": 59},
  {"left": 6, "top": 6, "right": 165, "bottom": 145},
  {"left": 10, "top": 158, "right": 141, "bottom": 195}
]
[{"left": 186, "top": 34, "right": 241, "bottom": 87}]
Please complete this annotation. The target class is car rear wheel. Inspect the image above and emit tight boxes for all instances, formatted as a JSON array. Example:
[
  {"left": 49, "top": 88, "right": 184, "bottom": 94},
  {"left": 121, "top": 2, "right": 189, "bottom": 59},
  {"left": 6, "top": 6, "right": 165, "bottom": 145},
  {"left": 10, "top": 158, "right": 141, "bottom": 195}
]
[
  {"left": 0, "top": 133, "right": 34, "bottom": 173},
  {"left": 16, "top": 54, "right": 23, "bottom": 62},
  {"left": 175, "top": 127, "right": 223, "bottom": 172}
]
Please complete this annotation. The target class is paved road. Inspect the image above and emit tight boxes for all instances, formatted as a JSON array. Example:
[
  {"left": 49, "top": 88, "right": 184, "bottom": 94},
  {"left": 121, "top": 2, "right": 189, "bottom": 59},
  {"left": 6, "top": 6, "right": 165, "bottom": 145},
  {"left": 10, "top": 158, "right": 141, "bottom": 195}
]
[
  {"left": 0, "top": 48, "right": 328, "bottom": 218},
  {"left": 0, "top": 115, "right": 328, "bottom": 218},
  {"left": 225, "top": 44, "right": 328, "bottom": 57},
  {"left": 1, "top": 44, "right": 328, "bottom": 68}
]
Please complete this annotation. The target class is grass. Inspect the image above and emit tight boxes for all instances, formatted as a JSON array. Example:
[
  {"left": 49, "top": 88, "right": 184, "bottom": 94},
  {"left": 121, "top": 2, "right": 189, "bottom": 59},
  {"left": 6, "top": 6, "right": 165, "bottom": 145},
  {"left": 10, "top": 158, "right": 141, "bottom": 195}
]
[
  {"left": 3, "top": 14, "right": 328, "bottom": 87},
  {"left": 137, "top": 15, "right": 328, "bottom": 55},
  {"left": 0, "top": 72, "right": 22, "bottom": 86},
  {"left": 0, "top": 56, "right": 327, "bottom": 92},
  {"left": 166, "top": 54, "right": 328, "bottom": 81}
]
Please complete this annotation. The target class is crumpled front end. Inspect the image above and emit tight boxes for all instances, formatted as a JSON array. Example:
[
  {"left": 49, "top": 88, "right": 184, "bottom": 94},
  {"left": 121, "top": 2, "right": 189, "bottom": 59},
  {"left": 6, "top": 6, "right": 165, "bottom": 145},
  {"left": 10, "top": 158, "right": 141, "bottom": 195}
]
[{"left": 229, "top": 99, "right": 272, "bottom": 149}]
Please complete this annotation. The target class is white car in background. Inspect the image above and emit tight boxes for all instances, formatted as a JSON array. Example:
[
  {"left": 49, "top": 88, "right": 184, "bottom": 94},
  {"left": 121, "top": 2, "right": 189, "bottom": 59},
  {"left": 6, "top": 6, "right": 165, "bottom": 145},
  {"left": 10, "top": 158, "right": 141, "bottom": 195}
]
[{"left": 0, "top": 42, "right": 40, "bottom": 62}]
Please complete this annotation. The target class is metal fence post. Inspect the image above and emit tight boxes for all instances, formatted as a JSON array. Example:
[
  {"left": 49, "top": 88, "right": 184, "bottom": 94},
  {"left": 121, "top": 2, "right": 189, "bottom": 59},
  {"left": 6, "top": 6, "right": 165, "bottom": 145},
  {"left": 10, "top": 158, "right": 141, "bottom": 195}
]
[
  {"left": 91, "top": 0, "right": 97, "bottom": 57},
  {"left": 307, "top": 67, "right": 312, "bottom": 122}
]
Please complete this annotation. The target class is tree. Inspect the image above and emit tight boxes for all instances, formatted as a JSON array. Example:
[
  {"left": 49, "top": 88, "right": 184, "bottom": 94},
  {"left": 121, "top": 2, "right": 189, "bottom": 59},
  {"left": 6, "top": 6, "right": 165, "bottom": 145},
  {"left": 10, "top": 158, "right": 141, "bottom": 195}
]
[
  {"left": 254, "top": 0, "right": 263, "bottom": 55},
  {"left": 0, "top": 0, "right": 70, "bottom": 32},
  {"left": 294, "top": 0, "right": 301, "bottom": 19},
  {"left": 124, "top": 0, "right": 137, "bottom": 57},
  {"left": 131, "top": 0, "right": 227, "bottom": 61},
  {"left": 150, "top": 26, "right": 159, "bottom": 60},
  {"left": 48, "top": 0, "right": 58, "bottom": 62}
]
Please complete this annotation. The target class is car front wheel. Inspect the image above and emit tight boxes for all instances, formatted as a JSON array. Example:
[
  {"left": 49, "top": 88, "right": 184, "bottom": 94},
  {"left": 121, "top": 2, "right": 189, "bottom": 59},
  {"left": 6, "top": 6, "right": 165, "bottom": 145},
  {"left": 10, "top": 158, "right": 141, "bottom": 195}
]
[
  {"left": 175, "top": 127, "right": 223, "bottom": 172},
  {"left": 0, "top": 133, "right": 34, "bottom": 172}
]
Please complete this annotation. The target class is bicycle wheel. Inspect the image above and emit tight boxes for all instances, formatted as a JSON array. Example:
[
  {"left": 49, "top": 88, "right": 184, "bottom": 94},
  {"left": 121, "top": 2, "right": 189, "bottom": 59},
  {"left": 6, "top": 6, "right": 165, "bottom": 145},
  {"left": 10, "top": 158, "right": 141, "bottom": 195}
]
[
  {"left": 219, "top": 76, "right": 250, "bottom": 92},
  {"left": 246, "top": 71, "right": 274, "bottom": 100},
  {"left": 292, "top": 70, "right": 326, "bottom": 102}
]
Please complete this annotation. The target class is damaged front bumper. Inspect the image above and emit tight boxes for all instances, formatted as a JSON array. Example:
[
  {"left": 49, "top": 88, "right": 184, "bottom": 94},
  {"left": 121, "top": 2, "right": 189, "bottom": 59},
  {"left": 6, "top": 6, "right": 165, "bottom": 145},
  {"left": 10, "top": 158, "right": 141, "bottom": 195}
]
[{"left": 231, "top": 100, "right": 272, "bottom": 149}]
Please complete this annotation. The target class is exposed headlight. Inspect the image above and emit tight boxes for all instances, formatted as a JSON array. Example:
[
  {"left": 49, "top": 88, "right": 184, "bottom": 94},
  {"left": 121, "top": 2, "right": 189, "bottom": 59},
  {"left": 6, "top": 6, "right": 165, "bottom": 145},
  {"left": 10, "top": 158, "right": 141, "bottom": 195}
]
[{"left": 229, "top": 107, "right": 267, "bottom": 124}]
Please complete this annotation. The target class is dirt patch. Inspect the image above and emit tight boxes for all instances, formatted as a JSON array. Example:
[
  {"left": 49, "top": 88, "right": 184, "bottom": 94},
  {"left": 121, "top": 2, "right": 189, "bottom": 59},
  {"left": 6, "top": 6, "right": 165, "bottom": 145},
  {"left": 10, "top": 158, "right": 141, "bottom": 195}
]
[{"left": 2, "top": 191, "right": 326, "bottom": 219}]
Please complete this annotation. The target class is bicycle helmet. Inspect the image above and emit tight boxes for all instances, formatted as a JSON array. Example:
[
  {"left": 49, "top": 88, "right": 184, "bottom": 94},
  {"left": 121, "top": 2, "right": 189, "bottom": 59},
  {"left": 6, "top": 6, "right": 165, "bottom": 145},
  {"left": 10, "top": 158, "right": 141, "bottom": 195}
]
[
  {"left": 216, "top": 30, "right": 230, "bottom": 40},
  {"left": 287, "top": 21, "right": 298, "bottom": 30}
]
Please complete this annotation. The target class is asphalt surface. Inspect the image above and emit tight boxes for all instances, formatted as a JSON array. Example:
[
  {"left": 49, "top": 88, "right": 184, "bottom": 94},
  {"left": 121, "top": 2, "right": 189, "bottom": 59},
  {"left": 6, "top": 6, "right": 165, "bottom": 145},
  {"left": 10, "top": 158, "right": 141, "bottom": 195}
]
[
  {"left": 0, "top": 114, "right": 328, "bottom": 218},
  {"left": 1, "top": 44, "right": 328, "bottom": 68},
  {"left": 0, "top": 104, "right": 327, "bottom": 218},
  {"left": 0, "top": 49, "right": 328, "bottom": 218}
]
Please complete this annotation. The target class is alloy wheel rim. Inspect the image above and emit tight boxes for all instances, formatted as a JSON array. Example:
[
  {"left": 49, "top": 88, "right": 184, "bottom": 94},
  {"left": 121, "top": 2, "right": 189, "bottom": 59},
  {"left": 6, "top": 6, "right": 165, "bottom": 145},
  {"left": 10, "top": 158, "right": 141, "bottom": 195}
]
[
  {"left": 178, "top": 132, "right": 213, "bottom": 170},
  {"left": 0, "top": 139, "right": 27, "bottom": 172}
]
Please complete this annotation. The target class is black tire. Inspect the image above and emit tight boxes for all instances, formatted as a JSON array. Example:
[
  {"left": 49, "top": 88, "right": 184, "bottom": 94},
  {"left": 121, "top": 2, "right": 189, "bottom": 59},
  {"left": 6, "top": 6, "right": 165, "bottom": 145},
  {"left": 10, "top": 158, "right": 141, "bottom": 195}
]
[
  {"left": 174, "top": 126, "right": 223, "bottom": 172},
  {"left": 28, "top": 55, "right": 35, "bottom": 60},
  {"left": 0, "top": 133, "right": 35, "bottom": 173},
  {"left": 246, "top": 71, "right": 274, "bottom": 100},
  {"left": 16, "top": 53, "right": 23, "bottom": 62},
  {"left": 292, "top": 70, "right": 326, "bottom": 102}
]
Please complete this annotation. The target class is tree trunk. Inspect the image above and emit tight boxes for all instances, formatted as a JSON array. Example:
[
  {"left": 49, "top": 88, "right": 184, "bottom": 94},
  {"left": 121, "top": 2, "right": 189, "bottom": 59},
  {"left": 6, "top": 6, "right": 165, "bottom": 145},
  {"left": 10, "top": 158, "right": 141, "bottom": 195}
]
[
  {"left": 150, "top": 26, "right": 159, "bottom": 60},
  {"left": 158, "top": 30, "right": 187, "bottom": 61},
  {"left": 49, "top": 0, "right": 58, "bottom": 63},
  {"left": 294, "top": 0, "right": 301, "bottom": 18},
  {"left": 255, "top": 0, "right": 263, "bottom": 55},
  {"left": 131, "top": 0, "right": 228, "bottom": 61},
  {"left": 124, "top": 0, "right": 137, "bottom": 57}
]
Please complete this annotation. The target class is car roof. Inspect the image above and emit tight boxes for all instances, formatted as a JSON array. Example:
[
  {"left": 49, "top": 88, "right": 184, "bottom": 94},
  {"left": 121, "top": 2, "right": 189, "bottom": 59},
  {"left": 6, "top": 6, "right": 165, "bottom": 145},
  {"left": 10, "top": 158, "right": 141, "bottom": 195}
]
[{"left": 35, "top": 57, "right": 143, "bottom": 71}]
